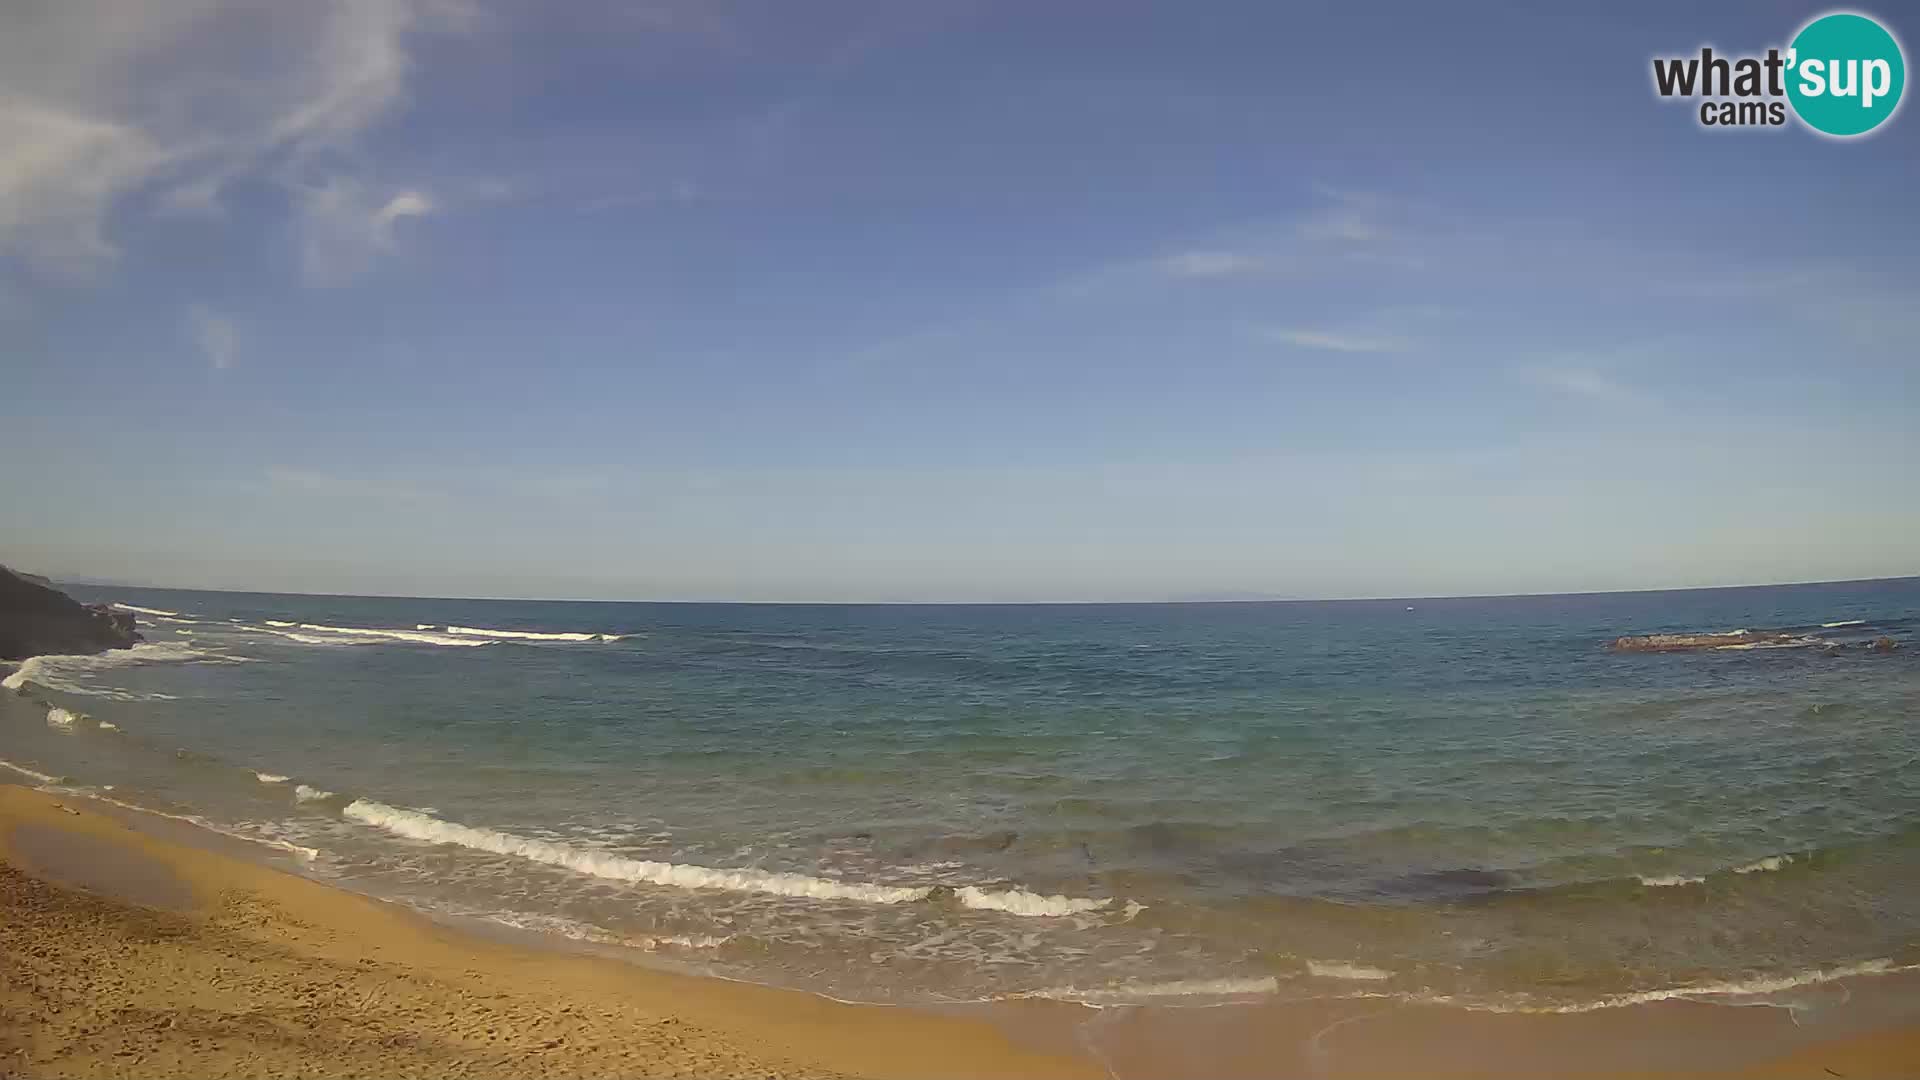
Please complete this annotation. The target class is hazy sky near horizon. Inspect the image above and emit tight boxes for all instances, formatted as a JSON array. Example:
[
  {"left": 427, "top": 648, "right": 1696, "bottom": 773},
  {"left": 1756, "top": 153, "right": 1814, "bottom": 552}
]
[{"left": 3, "top": 1, "right": 1917, "bottom": 602}]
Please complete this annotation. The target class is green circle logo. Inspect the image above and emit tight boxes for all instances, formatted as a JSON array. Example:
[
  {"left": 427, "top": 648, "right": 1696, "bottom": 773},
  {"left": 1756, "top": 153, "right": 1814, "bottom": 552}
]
[{"left": 1787, "top": 12, "right": 1906, "bottom": 137}]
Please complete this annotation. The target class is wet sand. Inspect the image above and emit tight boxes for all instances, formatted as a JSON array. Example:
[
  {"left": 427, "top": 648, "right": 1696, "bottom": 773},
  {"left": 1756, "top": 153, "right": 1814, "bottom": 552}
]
[{"left": 4, "top": 782, "right": 1919, "bottom": 1079}]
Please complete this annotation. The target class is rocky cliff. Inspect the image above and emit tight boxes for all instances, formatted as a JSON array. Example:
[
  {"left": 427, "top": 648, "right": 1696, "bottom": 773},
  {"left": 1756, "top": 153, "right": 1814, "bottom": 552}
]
[{"left": 0, "top": 566, "right": 141, "bottom": 662}]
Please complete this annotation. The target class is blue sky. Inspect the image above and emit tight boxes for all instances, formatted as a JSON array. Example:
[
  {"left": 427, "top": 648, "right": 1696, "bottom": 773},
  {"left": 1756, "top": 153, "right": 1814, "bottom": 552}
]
[{"left": 3, "top": 1, "right": 1916, "bottom": 601}]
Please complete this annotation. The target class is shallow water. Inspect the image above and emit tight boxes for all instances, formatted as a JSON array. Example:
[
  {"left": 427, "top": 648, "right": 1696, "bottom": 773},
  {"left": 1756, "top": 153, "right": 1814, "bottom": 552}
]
[{"left": 4, "top": 579, "right": 1917, "bottom": 1007}]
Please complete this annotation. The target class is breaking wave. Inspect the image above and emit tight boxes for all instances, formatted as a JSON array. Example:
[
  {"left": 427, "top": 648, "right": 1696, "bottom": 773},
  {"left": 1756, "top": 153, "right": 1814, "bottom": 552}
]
[
  {"left": 1714, "top": 638, "right": 1820, "bottom": 651},
  {"left": 4, "top": 642, "right": 218, "bottom": 699},
  {"left": 1306, "top": 960, "right": 1393, "bottom": 981},
  {"left": 257, "top": 630, "right": 380, "bottom": 646},
  {"left": 1636, "top": 873, "right": 1707, "bottom": 887},
  {"left": 344, "top": 799, "right": 928, "bottom": 903},
  {"left": 954, "top": 886, "right": 1110, "bottom": 916},
  {"left": 340, "top": 799, "right": 1111, "bottom": 916},
  {"left": 2, "top": 661, "right": 38, "bottom": 692},
  {"left": 290, "top": 624, "right": 493, "bottom": 647},
  {"left": 1631, "top": 851, "right": 1800, "bottom": 889},
  {"left": 444, "top": 625, "right": 610, "bottom": 643},
  {"left": 111, "top": 603, "right": 179, "bottom": 616},
  {"left": 256, "top": 772, "right": 290, "bottom": 784},
  {"left": 294, "top": 784, "right": 336, "bottom": 802},
  {"left": 0, "top": 758, "right": 61, "bottom": 784},
  {"left": 44, "top": 706, "right": 80, "bottom": 730},
  {"left": 1621, "top": 845, "right": 1812, "bottom": 891}
]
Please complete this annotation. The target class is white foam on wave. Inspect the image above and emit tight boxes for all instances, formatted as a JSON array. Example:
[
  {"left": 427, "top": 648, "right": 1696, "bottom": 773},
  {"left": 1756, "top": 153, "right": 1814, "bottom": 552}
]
[
  {"left": 343, "top": 799, "right": 932, "bottom": 904},
  {"left": 954, "top": 886, "right": 1110, "bottom": 917},
  {"left": 97, "top": 720, "right": 118, "bottom": 731},
  {"left": 111, "top": 603, "right": 179, "bottom": 617},
  {"left": 1350, "top": 960, "right": 1920, "bottom": 1017},
  {"left": 1637, "top": 873, "right": 1707, "bottom": 887},
  {"left": 1822, "top": 619, "right": 1866, "bottom": 628},
  {"left": 1307, "top": 960, "right": 1393, "bottom": 981},
  {"left": 1025, "top": 976, "right": 1282, "bottom": 1003},
  {"left": 37, "top": 785, "right": 318, "bottom": 860},
  {"left": 294, "top": 623, "right": 493, "bottom": 647},
  {"left": 444, "top": 625, "right": 603, "bottom": 642},
  {"left": 262, "top": 630, "right": 375, "bottom": 646},
  {"left": 294, "top": 784, "right": 336, "bottom": 802},
  {"left": 1525, "top": 959, "right": 1907, "bottom": 1014},
  {"left": 0, "top": 758, "right": 61, "bottom": 784},
  {"left": 474, "top": 909, "right": 733, "bottom": 952},
  {"left": 3, "top": 642, "right": 212, "bottom": 699},
  {"left": 264, "top": 620, "right": 297, "bottom": 627},
  {"left": 1733, "top": 854, "right": 1793, "bottom": 875},
  {"left": 155, "top": 615, "right": 200, "bottom": 624},
  {"left": 645, "top": 932, "right": 731, "bottom": 950},
  {"left": 256, "top": 772, "right": 290, "bottom": 784},
  {"left": 45, "top": 706, "right": 80, "bottom": 731}
]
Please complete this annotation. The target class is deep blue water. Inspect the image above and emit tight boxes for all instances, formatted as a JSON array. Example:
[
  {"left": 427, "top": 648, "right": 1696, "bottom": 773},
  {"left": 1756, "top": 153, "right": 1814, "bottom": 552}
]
[{"left": 4, "top": 578, "right": 1917, "bottom": 1006}]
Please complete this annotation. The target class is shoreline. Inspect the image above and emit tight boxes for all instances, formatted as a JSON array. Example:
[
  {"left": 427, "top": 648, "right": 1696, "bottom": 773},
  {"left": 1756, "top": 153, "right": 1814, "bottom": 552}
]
[
  {"left": 5, "top": 784, "right": 1920, "bottom": 1077},
  {"left": 0, "top": 783, "right": 1097, "bottom": 1080}
]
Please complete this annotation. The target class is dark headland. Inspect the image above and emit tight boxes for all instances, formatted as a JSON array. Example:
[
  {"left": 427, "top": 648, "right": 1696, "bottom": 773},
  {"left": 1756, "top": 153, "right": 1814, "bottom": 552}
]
[{"left": 0, "top": 565, "right": 141, "bottom": 662}]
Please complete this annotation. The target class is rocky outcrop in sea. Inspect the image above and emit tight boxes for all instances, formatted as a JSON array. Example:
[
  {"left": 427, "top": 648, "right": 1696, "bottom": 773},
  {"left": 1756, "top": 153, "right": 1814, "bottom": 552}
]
[{"left": 0, "top": 566, "right": 141, "bottom": 661}]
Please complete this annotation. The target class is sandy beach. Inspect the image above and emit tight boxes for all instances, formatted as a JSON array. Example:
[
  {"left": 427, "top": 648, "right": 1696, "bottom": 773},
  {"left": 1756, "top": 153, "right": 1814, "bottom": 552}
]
[
  {"left": 0, "top": 784, "right": 1096, "bottom": 1080},
  {"left": 5, "top": 781, "right": 1920, "bottom": 1080}
]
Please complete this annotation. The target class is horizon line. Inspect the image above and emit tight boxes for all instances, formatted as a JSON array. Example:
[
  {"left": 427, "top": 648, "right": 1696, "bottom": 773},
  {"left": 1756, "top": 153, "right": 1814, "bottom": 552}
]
[{"left": 46, "top": 572, "right": 1920, "bottom": 608}]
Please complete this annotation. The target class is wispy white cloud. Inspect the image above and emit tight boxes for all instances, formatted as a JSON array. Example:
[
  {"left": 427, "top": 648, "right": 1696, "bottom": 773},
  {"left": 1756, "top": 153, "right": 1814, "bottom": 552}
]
[
  {"left": 296, "top": 181, "right": 436, "bottom": 284},
  {"left": 0, "top": 0, "right": 468, "bottom": 285},
  {"left": 1126, "top": 188, "right": 1412, "bottom": 287},
  {"left": 184, "top": 304, "right": 238, "bottom": 369},
  {"left": 1260, "top": 327, "right": 1406, "bottom": 353},
  {"left": 0, "top": 100, "right": 169, "bottom": 279}
]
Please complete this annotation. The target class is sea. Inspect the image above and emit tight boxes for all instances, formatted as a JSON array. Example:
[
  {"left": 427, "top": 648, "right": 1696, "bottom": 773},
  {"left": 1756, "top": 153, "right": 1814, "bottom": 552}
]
[{"left": 3, "top": 578, "right": 1917, "bottom": 1012}]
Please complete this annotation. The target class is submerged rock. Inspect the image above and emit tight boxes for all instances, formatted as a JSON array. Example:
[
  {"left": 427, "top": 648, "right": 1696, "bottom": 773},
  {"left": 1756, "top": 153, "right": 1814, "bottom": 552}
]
[
  {"left": 0, "top": 565, "right": 141, "bottom": 662},
  {"left": 1610, "top": 630, "right": 1800, "bottom": 652},
  {"left": 1868, "top": 636, "right": 1901, "bottom": 653}
]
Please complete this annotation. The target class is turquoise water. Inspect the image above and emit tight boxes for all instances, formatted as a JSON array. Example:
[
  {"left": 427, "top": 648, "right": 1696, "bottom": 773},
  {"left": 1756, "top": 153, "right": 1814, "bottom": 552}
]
[{"left": 4, "top": 579, "right": 1917, "bottom": 1007}]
